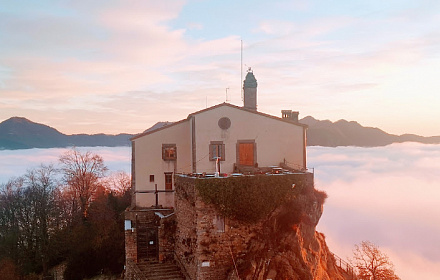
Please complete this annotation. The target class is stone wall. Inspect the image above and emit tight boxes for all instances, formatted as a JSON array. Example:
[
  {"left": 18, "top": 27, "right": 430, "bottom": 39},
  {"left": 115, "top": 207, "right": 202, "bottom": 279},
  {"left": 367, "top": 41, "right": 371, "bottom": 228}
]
[
  {"left": 125, "top": 227, "right": 137, "bottom": 264},
  {"left": 174, "top": 177, "right": 198, "bottom": 279},
  {"left": 124, "top": 209, "right": 159, "bottom": 264},
  {"left": 124, "top": 208, "right": 174, "bottom": 278},
  {"left": 124, "top": 171, "right": 351, "bottom": 280},
  {"left": 174, "top": 173, "right": 316, "bottom": 280},
  {"left": 125, "top": 260, "right": 146, "bottom": 280},
  {"left": 158, "top": 214, "right": 177, "bottom": 262}
]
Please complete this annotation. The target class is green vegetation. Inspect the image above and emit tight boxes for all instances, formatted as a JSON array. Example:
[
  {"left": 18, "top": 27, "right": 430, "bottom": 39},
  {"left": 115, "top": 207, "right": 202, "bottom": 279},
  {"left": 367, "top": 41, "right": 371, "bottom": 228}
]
[{"left": 195, "top": 175, "right": 311, "bottom": 223}]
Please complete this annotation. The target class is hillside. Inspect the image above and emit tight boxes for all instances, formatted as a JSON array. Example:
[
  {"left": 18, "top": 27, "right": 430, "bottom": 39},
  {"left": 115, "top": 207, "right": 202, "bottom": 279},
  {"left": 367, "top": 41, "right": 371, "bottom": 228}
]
[
  {"left": 300, "top": 116, "right": 440, "bottom": 147},
  {"left": 1, "top": 116, "right": 439, "bottom": 150},
  {"left": 0, "top": 117, "right": 131, "bottom": 149}
]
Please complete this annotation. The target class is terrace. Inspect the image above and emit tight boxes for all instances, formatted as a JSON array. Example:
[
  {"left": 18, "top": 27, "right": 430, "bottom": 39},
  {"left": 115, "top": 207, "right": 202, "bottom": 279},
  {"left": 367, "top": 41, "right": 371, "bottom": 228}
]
[{"left": 177, "top": 162, "right": 313, "bottom": 179}]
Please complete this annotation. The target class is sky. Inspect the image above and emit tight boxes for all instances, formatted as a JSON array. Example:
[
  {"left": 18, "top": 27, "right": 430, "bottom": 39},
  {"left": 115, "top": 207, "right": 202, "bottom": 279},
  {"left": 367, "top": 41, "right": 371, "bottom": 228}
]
[
  {"left": 1, "top": 143, "right": 439, "bottom": 279},
  {"left": 1, "top": 0, "right": 440, "bottom": 136}
]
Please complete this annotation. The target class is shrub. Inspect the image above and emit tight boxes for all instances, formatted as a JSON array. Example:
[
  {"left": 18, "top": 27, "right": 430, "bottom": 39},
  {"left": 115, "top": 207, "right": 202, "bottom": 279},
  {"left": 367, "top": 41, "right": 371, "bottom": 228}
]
[
  {"left": 195, "top": 176, "right": 296, "bottom": 223},
  {"left": 314, "top": 189, "right": 328, "bottom": 205}
]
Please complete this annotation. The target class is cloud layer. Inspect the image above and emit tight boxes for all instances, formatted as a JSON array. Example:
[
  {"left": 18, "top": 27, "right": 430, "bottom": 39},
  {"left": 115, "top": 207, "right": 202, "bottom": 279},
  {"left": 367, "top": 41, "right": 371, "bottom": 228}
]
[
  {"left": 0, "top": 147, "right": 131, "bottom": 184},
  {"left": 0, "top": 143, "right": 438, "bottom": 278},
  {"left": 310, "top": 143, "right": 440, "bottom": 280}
]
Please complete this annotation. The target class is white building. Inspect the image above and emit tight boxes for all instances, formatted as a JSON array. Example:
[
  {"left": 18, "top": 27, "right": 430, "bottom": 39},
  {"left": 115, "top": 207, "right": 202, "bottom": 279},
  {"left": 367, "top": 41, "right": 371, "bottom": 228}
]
[{"left": 131, "top": 71, "right": 308, "bottom": 208}]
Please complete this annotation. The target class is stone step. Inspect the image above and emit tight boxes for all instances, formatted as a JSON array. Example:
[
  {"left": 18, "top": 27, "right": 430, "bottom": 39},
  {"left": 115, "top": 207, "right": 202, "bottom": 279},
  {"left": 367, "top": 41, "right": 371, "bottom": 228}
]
[
  {"left": 148, "top": 273, "right": 183, "bottom": 279},
  {"left": 138, "top": 261, "right": 185, "bottom": 280},
  {"left": 147, "top": 276, "right": 184, "bottom": 280},
  {"left": 148, "top": 270, "right": 182, "bottom": 277}
]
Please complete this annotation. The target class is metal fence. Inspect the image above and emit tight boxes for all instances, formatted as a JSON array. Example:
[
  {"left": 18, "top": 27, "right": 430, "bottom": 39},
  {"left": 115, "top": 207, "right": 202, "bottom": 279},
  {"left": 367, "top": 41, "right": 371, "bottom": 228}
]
[{"left": 333, "top": 253, "right": 357, "bottom": 279}]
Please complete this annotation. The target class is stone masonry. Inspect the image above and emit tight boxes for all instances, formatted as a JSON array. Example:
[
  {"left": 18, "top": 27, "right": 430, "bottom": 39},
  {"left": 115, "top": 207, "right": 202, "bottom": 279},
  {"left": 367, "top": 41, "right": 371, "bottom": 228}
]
[
  {"left": 174, "top": 173, "right": 314, "bottom": 280},
  {"left": 124, "top": 208, "right": 173, "bottom": 264}
]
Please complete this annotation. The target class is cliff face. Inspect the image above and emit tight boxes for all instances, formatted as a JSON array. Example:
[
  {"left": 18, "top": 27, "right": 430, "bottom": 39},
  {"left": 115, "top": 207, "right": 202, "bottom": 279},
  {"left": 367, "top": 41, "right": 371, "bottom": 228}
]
[
  {"left": 174, "top": 175, "right": 353, "bottom": 280},
  {"left": 226, "top": 188, "right": 349, "bottom": 280}
]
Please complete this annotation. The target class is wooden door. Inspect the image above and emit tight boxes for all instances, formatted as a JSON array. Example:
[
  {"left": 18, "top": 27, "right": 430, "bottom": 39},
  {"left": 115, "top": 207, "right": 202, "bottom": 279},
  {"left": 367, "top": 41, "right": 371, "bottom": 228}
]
[
  {"left": 239, "top": 143, "right": 254, "bottom": 166},
  {"left": 164, "top": 172, "right": 173, "bottom": 190},
  {"left": 137, "top": 224, "right": 158, "bottom": 260}
]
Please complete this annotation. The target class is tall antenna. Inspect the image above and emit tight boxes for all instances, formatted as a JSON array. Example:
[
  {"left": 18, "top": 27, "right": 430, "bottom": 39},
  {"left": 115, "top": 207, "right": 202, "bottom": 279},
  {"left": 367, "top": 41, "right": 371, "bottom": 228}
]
[
  {"left": 225, "top": 87, "right": 230, "bottom": 102},
  {"left": 241, "top": 39, "right": 243, "bottom": 101}
]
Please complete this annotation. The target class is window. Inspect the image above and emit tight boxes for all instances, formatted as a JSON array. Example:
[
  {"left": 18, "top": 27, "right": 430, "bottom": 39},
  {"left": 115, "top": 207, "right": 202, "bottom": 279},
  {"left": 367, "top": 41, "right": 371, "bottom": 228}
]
[
  {"left": 164, "top": 172, "right": 173, "bottom": 191},
  {"left": 209, "top": 141, "right": 225, "bottom": 161},
  {"left": 162, "top": 144, "right": 177, "bottom": 160},
  {"left": 149, "top": 175, "right": 154, "bottom": 182},
  {"left": 214, "top": 215, "right": 225, "bottom": 233}
]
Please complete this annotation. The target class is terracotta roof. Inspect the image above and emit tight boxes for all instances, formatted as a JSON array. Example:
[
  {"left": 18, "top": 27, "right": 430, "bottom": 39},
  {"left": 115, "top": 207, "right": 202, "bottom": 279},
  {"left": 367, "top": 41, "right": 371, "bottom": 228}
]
[
  {"left": 187, "top": 103, "right": 308, "bottom": 128},
  {"left": 131, "top": 102, "right": 307, "bottom": 141}
]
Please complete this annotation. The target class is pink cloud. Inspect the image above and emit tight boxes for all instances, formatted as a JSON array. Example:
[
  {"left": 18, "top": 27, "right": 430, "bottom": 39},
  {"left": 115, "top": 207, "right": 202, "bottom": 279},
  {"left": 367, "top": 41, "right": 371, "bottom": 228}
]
[{"left": 311, "top": 143, "right": 440, "bottom": 279}]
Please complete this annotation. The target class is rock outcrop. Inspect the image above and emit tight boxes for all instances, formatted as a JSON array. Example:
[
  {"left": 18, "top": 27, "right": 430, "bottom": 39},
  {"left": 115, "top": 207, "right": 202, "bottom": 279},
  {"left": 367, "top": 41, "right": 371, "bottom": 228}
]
[{"left": 225, "top": 188, "right": 349, "bottom": 280}]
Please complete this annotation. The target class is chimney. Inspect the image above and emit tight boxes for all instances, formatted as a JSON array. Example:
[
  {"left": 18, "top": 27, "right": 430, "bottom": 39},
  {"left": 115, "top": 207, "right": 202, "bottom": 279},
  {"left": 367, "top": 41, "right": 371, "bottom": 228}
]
[
  {"left": 243, "top": 68, "right": 257, "bottom": 111},
  {"left": 281, "top": 110, "right": 299, "bottom": 122}
]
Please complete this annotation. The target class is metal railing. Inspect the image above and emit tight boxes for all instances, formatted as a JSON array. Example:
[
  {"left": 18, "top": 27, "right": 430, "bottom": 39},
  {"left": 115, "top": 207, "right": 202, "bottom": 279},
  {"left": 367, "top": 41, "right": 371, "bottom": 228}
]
[
  {"left": 332, "top": 253, "right": 356, "bottom": 279},
  {"left": 280, "top": 161, "right": 314, "bottom": 173}
]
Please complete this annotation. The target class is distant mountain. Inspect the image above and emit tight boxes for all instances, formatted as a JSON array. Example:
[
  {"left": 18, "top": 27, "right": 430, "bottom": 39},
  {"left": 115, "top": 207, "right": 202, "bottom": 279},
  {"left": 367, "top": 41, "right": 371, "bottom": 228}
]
[
  {"left": 0, "top": 117, "right": 132, "bottom": 150},
  {"left": 1, "top": 116, "right": 439, "bottom": 150},
  {"left": 300, "top": 116, "right": 440, "bottom": 147}
]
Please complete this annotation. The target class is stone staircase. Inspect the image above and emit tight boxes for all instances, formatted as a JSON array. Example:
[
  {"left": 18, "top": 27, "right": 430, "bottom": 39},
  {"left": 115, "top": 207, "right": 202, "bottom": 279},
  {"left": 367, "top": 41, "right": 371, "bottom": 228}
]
[{"left": 137, "top": 261, "right": 185, "bottom": 280}]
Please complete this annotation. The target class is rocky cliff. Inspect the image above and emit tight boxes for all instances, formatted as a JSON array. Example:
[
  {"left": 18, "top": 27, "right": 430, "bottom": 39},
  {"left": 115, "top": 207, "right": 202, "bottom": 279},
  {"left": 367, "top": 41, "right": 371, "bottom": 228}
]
[
  {"left": 174, "top": 175, "right": 354, "bottom": 280},
  {"left": 226, "top": 188, "right": 351, "bottom": 280}
]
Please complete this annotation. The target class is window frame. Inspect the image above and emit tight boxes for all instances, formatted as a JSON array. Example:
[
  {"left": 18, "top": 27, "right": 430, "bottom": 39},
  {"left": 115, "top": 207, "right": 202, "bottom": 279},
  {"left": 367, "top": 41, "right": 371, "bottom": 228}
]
[
  {"left": 164, "top": 172, "right": 173, "bottom": 191},
  {"left": 209, "top": 141, "right": 225, "bottom": 161},
  {"left": 162, "top": 144, "right": 177, "bottom": 161},
  {"left": 214, "top": 215, "right": 225, "bottom": 233}
]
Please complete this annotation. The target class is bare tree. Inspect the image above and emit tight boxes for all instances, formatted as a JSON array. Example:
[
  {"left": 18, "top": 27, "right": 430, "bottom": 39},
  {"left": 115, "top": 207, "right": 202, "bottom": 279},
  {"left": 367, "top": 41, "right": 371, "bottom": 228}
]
[
  {"left": 59, "top": 148, "right": 108, "bottom": 220},
  {"left": 0, "top": 177, "right": 24, "bottom": 264},
  {"left": 103, "top": 171, "right": 131, "bottom": 195},
  {"left": 0, "top": 166, "right": 64, "bottom": 276},
  {"left": 24, "top": 165, "right": 61, "bottom": 275},
  {"left": 352, "top": 241, "right": 400, "bottom": 280}
]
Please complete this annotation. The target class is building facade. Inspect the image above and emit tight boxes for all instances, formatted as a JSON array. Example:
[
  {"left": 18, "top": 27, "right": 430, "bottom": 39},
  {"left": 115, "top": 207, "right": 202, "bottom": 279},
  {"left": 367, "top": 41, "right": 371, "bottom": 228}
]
[{"left": 130, "top": 71, "right": 307, "bottom": 208}]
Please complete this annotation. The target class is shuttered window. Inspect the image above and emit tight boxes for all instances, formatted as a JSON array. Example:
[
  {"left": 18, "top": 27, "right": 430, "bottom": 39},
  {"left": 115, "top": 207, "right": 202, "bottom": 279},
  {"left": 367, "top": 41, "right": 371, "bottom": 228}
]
[{"left": 209, "top": 141, "right": 225, "bottom": 161}]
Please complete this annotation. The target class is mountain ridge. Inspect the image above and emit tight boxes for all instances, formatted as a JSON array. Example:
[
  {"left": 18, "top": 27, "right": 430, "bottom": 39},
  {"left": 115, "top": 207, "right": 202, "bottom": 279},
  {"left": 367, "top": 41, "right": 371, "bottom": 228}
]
[
  {"left": 1, "top": 116, "right": 439, "bottom": 150},
  {"left": 300, "top": 116, "right": 440, "bottom": 147},
  {"left": 0, "top": 117, "right": 132, "bottom": 149}
]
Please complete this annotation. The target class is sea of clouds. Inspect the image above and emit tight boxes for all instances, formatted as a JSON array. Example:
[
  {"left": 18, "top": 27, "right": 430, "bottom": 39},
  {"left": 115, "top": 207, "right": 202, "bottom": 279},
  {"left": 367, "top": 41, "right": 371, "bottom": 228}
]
[
  {"left": 1, "top": 143, "right": 439, "bottom": 279},
  {"left": 0, "top": 146, "right": 131, "bottom": 183},
  {"left": 310, "top": 143, "right": 440, "bottom": 280}
]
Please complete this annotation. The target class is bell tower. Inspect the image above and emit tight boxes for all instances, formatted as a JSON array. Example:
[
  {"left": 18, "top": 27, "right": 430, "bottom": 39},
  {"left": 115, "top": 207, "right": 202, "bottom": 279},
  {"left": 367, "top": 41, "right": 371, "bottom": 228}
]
[{"left": 243, "top": 68, "right": 257, "bottom": 111}]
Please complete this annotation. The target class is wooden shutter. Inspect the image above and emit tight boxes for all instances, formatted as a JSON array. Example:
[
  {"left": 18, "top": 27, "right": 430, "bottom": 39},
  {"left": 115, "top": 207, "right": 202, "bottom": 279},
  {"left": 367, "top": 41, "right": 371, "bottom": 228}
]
[{"left": 239, "top": 143, "right": 254, "bottom": 166}]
